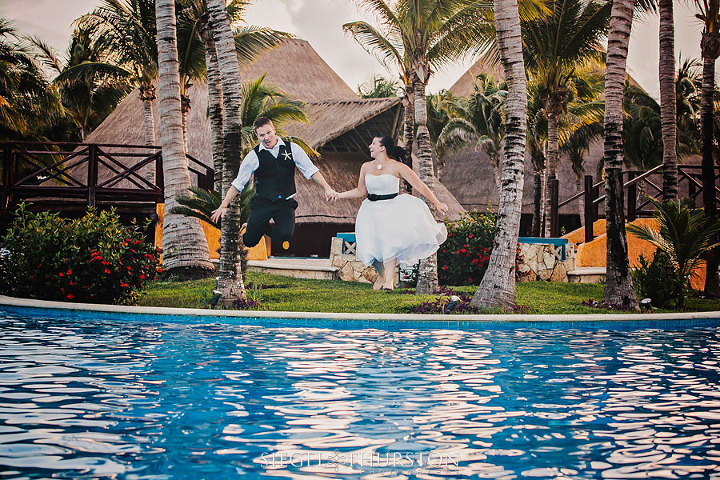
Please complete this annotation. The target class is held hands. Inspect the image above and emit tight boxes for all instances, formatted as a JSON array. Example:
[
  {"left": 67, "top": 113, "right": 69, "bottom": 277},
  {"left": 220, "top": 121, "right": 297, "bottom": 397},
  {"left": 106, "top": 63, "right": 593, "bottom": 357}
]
[
  {"left": 435, "top": 202, "right": 449, "bottom": 216},
  {"left": 210, "top": 206, "right": 227, "bottom": 224},
  {"left": 325, "top": 187, "right": 339, "bottom": 202}
]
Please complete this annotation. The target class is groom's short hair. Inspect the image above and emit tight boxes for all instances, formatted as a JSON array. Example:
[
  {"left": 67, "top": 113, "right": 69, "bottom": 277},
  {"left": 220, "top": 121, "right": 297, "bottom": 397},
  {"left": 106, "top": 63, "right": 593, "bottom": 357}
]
[{"left": 253, "top": 117, "right": 273, "bottom": 131}]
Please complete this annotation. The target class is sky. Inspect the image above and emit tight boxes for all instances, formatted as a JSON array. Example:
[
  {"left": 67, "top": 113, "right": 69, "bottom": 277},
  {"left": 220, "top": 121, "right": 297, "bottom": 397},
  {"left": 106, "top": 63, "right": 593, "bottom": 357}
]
[{"left": 0, "top": 0, "right": 710, "bottom": 99}]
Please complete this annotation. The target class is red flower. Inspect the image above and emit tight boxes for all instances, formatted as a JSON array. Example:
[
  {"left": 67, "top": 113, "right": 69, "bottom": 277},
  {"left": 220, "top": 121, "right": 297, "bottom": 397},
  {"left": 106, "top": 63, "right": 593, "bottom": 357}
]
[
  {"left": 157, "top": 267, "right": 163, "bottom": 273},
  {"left": 104, "top": 269, "right": 111, "bottom": 274},
  {"left": 66, "top": 293, "right": 74, "bottom": 300},
  {"left": 66, "top": 269, "right": 72, "bottom": 275},
  {"left": 468, "top": 234, "right": 474, "bottom": 239},
  {"left": 58, "top": 272, "right": 64, "bottom": 277},
  {"left": 461, "top": 248, "right": 467, "bottom": 253},
  {"left": 120, "top": 282, "right": 129, "bottom": 288},
  {"left": 140, "top": 274, "right": 146, "bottom": 280}
]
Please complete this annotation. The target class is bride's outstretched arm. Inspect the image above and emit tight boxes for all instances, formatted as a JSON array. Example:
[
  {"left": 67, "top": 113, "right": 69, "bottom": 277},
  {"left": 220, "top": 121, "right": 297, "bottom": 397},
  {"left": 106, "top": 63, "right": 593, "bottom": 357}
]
[
  {"left": 398, "top": 164, "right": 449, "bottom": 216},
  {"left": 337, "top": 165, "right": 368, "bottom": 200}
]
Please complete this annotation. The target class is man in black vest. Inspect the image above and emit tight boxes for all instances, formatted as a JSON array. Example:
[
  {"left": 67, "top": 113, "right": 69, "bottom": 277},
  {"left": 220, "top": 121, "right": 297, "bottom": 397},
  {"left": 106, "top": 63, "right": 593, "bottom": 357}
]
[{"left": 211, "top": 117, "right": 337, "bottom": 249}]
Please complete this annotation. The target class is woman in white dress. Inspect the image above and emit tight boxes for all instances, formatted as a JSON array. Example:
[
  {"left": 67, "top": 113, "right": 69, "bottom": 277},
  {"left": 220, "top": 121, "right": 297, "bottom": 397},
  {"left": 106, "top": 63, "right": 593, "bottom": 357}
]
[{"left": 336, "top": 136, "right": 448, "bottom": 290}]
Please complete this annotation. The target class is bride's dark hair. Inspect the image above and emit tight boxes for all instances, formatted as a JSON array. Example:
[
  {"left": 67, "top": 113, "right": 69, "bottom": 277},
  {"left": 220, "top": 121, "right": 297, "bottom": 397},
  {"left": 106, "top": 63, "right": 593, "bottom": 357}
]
[{"left": 378, "top": 135, "right": 406, "bottom": 161}]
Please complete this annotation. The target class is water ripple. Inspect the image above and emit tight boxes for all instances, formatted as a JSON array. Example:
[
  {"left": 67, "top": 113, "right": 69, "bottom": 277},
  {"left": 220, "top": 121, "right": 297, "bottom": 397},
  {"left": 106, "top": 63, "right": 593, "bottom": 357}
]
[{"left": 1, "top": 314, "right": 720, "bottom": 478}]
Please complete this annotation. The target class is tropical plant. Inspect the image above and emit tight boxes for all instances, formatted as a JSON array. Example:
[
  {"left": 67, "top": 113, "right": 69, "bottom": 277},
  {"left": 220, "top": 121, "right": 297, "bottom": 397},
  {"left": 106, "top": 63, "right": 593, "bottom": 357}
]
[
  {"left": 627, "top": 197, "right": 720, "bottom": 308},
  {"left": 437, "top": 74, "right": 507, "bottom": 189},
  {"left": 357, "top": 75, "right": 401, "bottom": 98},
  {"left": 29, "top": 26, "right": 131, "bottom": 141},
  {"left": 171, "top": 184, "right": 255, "bottom": 282},
  {"left": 520, "top": 0, "right": 611, "bottom": 235},
  {"left": 471, "top": 0, "right": 528, "bottom": 309},
  {"left": 0, "top": 19, "right": 61, "bottom": 141},
  {"left": 75, "top": 0, "right": 159, "bottom": 151},
  {"left": 238, "top": 74, "right": 312, "bottom": 157},
  {"left": 526, "top": 80, "right": 548, "bottom": 236},
  {"left": 155, "top": 0, "right": 214, "bottom": 277},
  {"left": 0, "top": 205, "right": 161, "bottom": 305}
]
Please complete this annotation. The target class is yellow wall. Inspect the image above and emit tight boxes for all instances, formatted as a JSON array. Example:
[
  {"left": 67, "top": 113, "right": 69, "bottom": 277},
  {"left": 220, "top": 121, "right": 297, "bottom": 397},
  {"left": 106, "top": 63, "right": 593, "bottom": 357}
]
[
  {"left": 571, "top": 218, "right": 705, "bottom": 290},
  {"left": 155, "top": 204, "right": 268, "bottom": 261}
]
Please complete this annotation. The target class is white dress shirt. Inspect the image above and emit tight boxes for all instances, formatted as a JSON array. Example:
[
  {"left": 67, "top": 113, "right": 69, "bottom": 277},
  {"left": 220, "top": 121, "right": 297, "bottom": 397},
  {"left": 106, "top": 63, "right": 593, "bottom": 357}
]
[{"left": 230, "top": 138, "right": 319, "bottom": 194}]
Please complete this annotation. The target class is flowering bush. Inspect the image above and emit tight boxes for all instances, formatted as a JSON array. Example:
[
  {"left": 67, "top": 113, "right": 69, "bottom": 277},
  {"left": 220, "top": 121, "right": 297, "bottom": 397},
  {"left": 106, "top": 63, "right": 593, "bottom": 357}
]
[
  {"left": 438, "top": 210, "right": 497, "bottom": 286},
  {"left": 437, "top": 210, "right": 524, "bottom": 286},
  {"left": 0, "top": 205, "right": 161, "bottom": 304}
]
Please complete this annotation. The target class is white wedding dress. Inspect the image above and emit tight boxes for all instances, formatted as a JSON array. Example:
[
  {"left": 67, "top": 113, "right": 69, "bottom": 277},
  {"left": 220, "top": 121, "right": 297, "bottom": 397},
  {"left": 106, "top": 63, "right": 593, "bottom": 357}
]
[{"left": 355, "top": 174, "right": 447, "bottom": 266}]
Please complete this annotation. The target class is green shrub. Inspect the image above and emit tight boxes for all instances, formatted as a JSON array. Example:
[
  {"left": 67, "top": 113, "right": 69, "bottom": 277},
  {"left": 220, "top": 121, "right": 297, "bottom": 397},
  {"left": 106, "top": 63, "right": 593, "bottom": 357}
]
[
  {"left": 0, "top": 205, "right": 161, "bottom": 304},
  {"left": 632, "top": 251, "right": 685, "bottom": 309},
  {"left": 438, "top": 210, "right": 497, "bottom": 286}
]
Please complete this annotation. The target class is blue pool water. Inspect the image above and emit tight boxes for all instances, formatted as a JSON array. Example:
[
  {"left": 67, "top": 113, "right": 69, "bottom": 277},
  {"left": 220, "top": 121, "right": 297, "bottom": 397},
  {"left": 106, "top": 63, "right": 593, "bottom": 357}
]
[{"left": 1, "top": 309, "right": 720, "bottom": 479}]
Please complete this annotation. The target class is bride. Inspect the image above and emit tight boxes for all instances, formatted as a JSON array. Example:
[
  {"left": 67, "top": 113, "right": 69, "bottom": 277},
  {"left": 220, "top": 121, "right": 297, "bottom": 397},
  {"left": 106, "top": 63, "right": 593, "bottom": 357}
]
[{"left": 336, "top": 136, "right": 448, "bottom": 290}]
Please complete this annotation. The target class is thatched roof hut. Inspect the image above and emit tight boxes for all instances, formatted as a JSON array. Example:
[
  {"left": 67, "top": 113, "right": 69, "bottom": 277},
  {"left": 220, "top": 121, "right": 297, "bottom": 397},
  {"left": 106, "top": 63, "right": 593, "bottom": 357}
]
[
  {"left": 84, "top": 39, "right": 464, "bottom": 256},
  {"left": 441, "top": 58, "right": 611, "bottom": 234}
]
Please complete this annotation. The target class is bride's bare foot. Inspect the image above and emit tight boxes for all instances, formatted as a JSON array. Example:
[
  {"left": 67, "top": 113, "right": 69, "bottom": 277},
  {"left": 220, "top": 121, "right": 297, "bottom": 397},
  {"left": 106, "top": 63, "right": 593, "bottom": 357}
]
[
  {"left": 373, "top": 276, "right": 384, "bottom": 290},
  {"left": 382, "top": 279, "right": 394, "bottom": 291}
]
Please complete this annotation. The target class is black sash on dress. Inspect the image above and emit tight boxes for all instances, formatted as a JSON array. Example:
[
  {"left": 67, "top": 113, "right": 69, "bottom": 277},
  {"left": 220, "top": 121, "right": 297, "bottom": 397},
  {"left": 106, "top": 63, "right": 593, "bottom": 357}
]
[{"left": 367, "top": 193, "right": 398, "bottom": 201}]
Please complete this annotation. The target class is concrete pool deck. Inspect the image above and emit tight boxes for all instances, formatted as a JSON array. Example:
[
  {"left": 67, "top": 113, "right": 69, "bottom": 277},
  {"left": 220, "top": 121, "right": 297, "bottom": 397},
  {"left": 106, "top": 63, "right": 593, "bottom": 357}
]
[{"left": 2, "top": 294, "right": 720, "bottom": 323}]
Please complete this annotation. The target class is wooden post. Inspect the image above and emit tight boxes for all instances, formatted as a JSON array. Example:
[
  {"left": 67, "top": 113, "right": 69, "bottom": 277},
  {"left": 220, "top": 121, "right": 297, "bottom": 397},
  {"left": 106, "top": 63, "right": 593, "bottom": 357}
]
[
  {"left": 584, "top": 175, "right": 595, "bottom": 243},
  {"left": 87, "top": 144, "right": 98, "bottom": 207},
  {"left": 155, "top": 152, "right": 164, "bottom": 192},
  {"left": 550, "top": 178, "right": 560, "bottom": 237},
  {"left": 627, "top": 171, "right": 637, "bottom": 221},
  {"left": 1, "top": 143, "right": 15, "bottom": 212}
]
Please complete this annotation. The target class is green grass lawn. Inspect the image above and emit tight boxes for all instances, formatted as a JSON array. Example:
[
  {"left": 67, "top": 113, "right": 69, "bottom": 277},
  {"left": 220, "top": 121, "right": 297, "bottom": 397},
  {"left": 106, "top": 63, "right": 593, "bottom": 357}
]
[{"left": 136, "top": 272, "right": 720, "bottom": 315}]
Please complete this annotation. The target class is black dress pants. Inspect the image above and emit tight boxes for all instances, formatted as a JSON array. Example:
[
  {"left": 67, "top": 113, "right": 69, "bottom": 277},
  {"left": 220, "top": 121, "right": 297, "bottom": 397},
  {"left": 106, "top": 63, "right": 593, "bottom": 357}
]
[{"left": 243, "top": 196, "right": 298, "bottom": 247}]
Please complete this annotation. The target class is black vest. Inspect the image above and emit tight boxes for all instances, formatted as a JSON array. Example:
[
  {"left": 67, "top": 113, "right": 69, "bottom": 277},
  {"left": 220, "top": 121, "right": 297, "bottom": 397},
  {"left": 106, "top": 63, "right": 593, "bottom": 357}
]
[{"left": 253, "top": 139, "right": 297, "bottom": 201}]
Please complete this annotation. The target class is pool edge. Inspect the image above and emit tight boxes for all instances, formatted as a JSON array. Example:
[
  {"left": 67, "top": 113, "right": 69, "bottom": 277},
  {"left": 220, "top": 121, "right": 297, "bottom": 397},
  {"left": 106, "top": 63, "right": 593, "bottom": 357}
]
[{"left": 2, "top": 295, "right": 719, "bottom": 323}]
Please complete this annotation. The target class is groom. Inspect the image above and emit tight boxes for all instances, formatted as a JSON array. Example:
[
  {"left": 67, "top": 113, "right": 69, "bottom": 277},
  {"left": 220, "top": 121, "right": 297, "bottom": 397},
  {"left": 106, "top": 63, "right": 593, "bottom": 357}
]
[{"left": 210, "top": 117, "right": 337, "bottom": 250}]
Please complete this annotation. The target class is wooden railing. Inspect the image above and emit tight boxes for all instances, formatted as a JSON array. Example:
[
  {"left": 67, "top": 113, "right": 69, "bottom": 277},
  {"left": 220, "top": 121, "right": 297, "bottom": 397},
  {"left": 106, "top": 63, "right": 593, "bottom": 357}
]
[
  {"left": 549, "top": 164, "right": 720, "bottom": 242},
  {"left": 0, "top": 141, "right": 213, "bottom": 216}
]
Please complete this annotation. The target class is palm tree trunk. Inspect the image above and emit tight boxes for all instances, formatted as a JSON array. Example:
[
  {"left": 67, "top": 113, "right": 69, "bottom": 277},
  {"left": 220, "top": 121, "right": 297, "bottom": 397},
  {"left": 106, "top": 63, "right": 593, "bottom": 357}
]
[
  {"left": 544, "top": 110, "right": 559, "bottom": 236},
  {"left": 207, "top": 0, "right": 247, "bottom": 305},
  {"left": 400, "top": 85, "right": 414, "bottom": 194},
  {"left": 412, "top": 74, "right": 440, "bottom": 295},
  {"left": 491, "top": 153, "right": 501, "bottom": 191},
  {"left": 471, "top": 0, "right": 527, "bottom": 308},
  {"left": 198, "top": 17, "right": 224, "bottom": 189},
  {"left": 155, "top": 0, "right": 213, "bottom": 277},
  {"left": 601, "top": 0, "right": 638, "bottom": 310},
  {"left": 139, "top": 84, "right": 156, "bottom": 183},
  {"left": 659, "top": 0, "right": 678, "bottom": 200},
  {"left": 532, "top": 169, "right": 543, "bottom": 236},
  {"left": 181, "top": 93, "right": 191, "bottom": 153},
  {"left": 701, "top": 30, "right": 720, "bottom": 297}
]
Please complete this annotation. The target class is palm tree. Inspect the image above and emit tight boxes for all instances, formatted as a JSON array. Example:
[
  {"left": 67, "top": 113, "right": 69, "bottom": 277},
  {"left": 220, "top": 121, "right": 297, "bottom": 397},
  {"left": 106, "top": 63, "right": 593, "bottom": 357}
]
[
  {"left": 520, "top": 0, "right": 611, "bottom": 235},
  {"left": 155, "top": 0, "right": 214, "bottom": 277},
  {"left": 29, "top": 28, "right": 131, "bottom": 141},
  {"left": 437, "top": 74, "right": 507, "bottom": 190},
  {"left": 692, "top": 0, "right": 720, "bottom": 297},
  {"left": 471, "top": 0, "right": 527, "bottom": 308},
  {"left": 206, "top": 0, "right": 248, "bottom": 305},
  {"left": 178, "top": 0, "right": 289, "bottom": 158},
  {"left": 659, "top": 0, "right": 677, "bottom": 200},
  {"left": 75, "top": 0, "right": 158, "bottom": 180},
  {"left": 357, "top": 75, "right": 402, "bottom": 98},
  {"left": 602, "top": 0, "right": 638, "bottom": 309},
  {"left": 0, "top": 19, "right": 60, "bottom": 141},
  {"left": 526, "top": 81, "right": 548, "bottom": 236},
  {"left": 627, "top": 198, "right": 720, "bottom": 309}
]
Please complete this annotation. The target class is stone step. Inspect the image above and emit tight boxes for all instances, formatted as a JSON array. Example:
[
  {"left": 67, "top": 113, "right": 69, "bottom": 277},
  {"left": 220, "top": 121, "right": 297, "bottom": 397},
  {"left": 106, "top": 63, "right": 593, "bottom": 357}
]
[
  {"left": 567, "top": 267, "right": 607, "bottom": 284},
  {"left": 247, "top": 257, "right": 339, "bottom": 281}
]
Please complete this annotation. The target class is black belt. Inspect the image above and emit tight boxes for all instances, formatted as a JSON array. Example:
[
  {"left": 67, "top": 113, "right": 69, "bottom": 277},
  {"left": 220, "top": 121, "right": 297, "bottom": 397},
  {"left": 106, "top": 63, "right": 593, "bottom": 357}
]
[{"left": 367, "top": 193, "right": 398, "bottom": 201}]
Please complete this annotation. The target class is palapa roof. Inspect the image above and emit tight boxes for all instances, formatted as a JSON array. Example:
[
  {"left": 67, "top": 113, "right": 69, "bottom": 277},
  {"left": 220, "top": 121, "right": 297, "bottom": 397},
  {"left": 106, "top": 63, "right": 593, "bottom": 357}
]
[{"left": 83, "top": 38, "right": 465, "bottom": 224}]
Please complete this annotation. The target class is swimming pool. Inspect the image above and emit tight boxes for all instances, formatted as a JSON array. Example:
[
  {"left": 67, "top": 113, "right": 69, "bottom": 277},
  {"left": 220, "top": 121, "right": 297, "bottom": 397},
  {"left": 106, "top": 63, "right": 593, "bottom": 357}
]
[{"left": 1, "top": 307, "right": 720, "bottom": 479}]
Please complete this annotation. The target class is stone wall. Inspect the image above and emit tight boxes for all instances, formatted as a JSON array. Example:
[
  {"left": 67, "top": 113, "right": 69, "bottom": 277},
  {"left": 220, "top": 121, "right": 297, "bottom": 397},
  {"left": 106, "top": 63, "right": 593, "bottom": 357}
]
[
  {"left": 517, "top": 242, "right": 575, "bottom": 282},
  {"left": 329, "top": 237, "right": 378, "bottom": 283}
]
